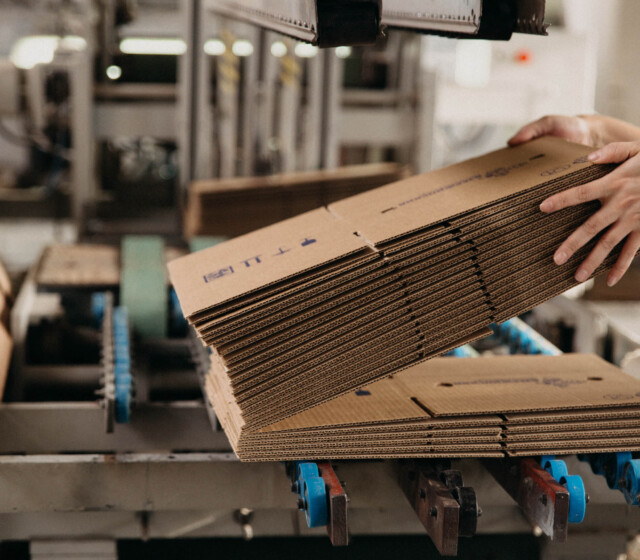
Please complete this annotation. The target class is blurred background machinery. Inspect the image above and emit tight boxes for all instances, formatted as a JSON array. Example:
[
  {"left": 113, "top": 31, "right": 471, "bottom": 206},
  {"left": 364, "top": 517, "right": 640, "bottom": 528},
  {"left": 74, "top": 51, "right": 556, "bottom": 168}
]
[{"left": 2, "top": 1, "right": 640, "bottom": 559}]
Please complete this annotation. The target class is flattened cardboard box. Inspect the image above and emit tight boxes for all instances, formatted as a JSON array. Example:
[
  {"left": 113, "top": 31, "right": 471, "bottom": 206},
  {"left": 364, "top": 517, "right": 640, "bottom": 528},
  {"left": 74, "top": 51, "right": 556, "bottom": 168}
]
[
  {"left": 169, "top": 138, "right": 638, "bottom": 460},
  {"left": 186, "top": 163, "right": 409, "bottom": 238},
  {"left": 206, "top": 354, "right": 640, "bottom": 461}
]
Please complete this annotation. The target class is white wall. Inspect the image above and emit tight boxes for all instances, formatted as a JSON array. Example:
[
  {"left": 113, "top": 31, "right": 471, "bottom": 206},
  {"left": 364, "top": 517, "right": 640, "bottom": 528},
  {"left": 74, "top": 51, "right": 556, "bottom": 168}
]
[{"left": 564, "top": 0, "right": 640, "bottom": 125}]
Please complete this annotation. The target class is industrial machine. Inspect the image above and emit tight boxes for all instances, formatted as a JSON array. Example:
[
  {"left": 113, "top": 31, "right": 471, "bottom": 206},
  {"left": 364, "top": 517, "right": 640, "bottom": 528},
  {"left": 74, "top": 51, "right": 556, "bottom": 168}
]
[{"left": 2, "top": 1, "right": 640, "bottom": 559}]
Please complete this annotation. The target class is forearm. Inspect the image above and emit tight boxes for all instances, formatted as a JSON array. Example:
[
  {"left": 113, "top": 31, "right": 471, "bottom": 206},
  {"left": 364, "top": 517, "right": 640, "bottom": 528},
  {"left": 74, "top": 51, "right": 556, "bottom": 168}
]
[{"left": 580, "top": 115, "right": 640, "bottom": 147}]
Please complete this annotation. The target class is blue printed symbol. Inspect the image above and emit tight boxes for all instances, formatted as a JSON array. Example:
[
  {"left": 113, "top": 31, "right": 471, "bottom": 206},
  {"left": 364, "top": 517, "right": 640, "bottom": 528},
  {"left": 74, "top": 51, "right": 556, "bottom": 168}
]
[
  {"left": 273, "top": 246, "right": 291, "bottom": 256},
  {"left": 300, "top": 237, "right": 317, "bottom": 247},
  {"left": 241, "top": 255, "right": 262, "bottom": 267},
  {"left": 203, "top": 266, "right": 235, "bottom": 283},
  {"left": 485, "top": 167, "right": 509, "bottom": 178},
  {"left": 355, "top": 389, "right": 371, "bottom": 396}
]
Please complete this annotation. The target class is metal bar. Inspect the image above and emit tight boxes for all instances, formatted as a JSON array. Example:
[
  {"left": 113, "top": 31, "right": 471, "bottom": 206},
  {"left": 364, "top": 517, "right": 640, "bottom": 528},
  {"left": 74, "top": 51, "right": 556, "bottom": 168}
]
[
  {"left": 381, "top": 0, "right": 481, "bottom": 34},
  {"left": 205, "top": 0, "right": 318, "bottom": 44},
  {"left": 316, "top": 462, "right": 349, "bottom": 546},
  {"left": 398, "top": 461, "right": 461, "bottom": 556},
  {"left": 0, "top": 453, "right": 298, "bottom": 513},
  {"left": 482, "top": 458, "right": 570, "bottom": 542},
  {"left": 0, "top": 401, "right": 229, "bottom": 454}
]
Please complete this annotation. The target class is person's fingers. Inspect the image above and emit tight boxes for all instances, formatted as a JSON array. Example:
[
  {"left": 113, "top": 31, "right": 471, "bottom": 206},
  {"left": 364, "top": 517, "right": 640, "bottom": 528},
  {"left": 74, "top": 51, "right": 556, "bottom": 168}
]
[
  {"left": 507, "top": 116, "right": 557, "bottom": 146},
  {"left": 540, "top": 175, "right": 610, "bottom": 213},
  {"left": 589, "top": 141, "right": 640, "bottom": 164},
  {"left": 573, "top": 222, "right": 631, "bottom": 282},
  {"left": 606, "top": 231, "right": 640, "bottom": 286},
  {"left": 553, "top": 208, "right": 618, "bottom": 266}
]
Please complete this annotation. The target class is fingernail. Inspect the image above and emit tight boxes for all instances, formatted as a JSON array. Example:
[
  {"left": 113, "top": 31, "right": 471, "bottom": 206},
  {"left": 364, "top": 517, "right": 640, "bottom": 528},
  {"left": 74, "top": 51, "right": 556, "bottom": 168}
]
[
  {"left": 554, "top": 251, "right": 568, "bottom": 265},
  {"left": 607, "top": 275, "right": 618, "bottom": 287},
  {"left": 540, "top": 200, "right": 553, "bottom": 212},
  {"left": 588, "top": 152, "right": 599, "bottom": 161},
  {"left": 575, "top": 269, "right": 589, "bottom": 283}
]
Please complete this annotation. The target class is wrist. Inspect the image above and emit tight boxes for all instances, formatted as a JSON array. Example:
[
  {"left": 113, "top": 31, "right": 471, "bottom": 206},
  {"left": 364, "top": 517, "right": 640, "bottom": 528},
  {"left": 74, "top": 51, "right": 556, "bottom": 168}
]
[{"left": 577, "top": 114, "right": 605, "bottom": 147}]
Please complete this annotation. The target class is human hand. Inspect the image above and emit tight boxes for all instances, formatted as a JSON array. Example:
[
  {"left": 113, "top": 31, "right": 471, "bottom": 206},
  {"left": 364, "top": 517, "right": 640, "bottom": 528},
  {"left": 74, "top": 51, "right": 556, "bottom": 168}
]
[
  {"left": 540, "top": 141, "right": 640, "bottom": 286},
  {"left": 508, "top": 115, "right": 595, "bottom": 147}
]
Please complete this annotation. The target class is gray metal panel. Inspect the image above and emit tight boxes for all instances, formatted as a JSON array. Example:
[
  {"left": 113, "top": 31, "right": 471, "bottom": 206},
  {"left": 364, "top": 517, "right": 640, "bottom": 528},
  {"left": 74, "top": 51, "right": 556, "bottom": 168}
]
[
  {"left": 382, "top": 0, "right": 481, "bottom": 34},
  {"left": 206, "top": 0, "right": 317, "bottom": 43},
  {"left": 0, "top": 402, "right": 230, "bottom": 454}
]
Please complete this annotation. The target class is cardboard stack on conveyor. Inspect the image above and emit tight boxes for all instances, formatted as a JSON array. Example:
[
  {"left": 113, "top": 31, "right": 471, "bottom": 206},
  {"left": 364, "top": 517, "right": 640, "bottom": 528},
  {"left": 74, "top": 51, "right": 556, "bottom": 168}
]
[
  {"left": 184, "top": 163, "right": 409, "bottom": 238},
  {"left": 169, "top": 137, "right": 637, "bottom": 460},
  {"left": 204, "top": 354, "right": 640, "bottom": 461}
]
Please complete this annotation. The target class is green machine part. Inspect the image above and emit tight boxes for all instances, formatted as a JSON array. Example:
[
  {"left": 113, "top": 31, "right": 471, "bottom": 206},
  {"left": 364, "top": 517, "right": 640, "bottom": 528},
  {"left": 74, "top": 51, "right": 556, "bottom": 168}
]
[
  {"left": 188, "top": 236, "right": 227, "bottom": 253},
  {"left": 120, "top": 235, "right": 167, "bottom": 338}
]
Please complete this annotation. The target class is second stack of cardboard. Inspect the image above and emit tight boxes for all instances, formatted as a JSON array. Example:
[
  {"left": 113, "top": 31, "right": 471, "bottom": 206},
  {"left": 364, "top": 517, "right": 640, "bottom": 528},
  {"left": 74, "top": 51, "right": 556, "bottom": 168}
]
[
  {"left": 205, "top": 354, "right": 640, "bottom": 461},
  {"left": 169, "top": 137, "right": 628, "bottom": 441}
]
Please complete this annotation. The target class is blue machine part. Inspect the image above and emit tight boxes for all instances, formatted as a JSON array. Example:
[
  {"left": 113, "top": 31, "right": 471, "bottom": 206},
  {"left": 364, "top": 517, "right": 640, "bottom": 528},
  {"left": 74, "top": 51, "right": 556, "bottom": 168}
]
[
  {"left": 169, "top": 288, "right": 188, "bottom": 336},
  {"left": 542, "top": 456, "right": 569, "bottom": 482},
  {"left": 622, "top": 460, "right": 640, "bottom": 505},
  {"left": 111, "top": 305, "right": 133, "bottom": 424},
  {"left": 602, "top": 452, "right": 632, "bottom": 489},
  {"left": 447, "top": 345, "right": 480, "bottom": 358},
  {"left": 578, "top": 452, "right": 640, "bottom": 504},
  {"left": 491, "top": 318, "right": 561, "bottom": 356},
  {"left": 561, "top": 474, "right": 587, "bottom": 523},
  {"left": 293, "top": 462, "right": 328, "bottom": 528},
  {"left": 114, "top": 383, "right": 131, "bottom": 423},
  {"left": 91, "top": 292, "right": 107, "bottom": 327},
  {"left": 541, "top": 456, "right": 586, "bottom": 523}
]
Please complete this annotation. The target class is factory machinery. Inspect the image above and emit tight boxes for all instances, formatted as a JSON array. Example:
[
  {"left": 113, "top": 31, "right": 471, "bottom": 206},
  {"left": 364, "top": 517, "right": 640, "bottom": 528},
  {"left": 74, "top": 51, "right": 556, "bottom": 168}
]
[
  {"left": 4, "top": 241, "right": 640, "bottom": 559},
  {"left": 1, "top": 1, "right": 640, "bottom": 559}
]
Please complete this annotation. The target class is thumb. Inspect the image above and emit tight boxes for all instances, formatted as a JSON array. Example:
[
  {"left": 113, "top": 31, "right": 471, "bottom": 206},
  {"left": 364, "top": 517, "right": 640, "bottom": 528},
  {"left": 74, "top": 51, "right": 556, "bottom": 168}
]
[{"left": 588, "top": 141, "right": 640, "bottom": 164}]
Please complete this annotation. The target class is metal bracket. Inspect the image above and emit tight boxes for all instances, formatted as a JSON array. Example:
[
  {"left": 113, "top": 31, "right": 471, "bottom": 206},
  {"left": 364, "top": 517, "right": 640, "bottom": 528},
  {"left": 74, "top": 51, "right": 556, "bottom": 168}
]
[
  {"left": 316, "top": 461, "right": 349, "bottom": 546},
  {"left": 399, "top": 460, "right": 480, "bottom": 556},
  {"left": 483, "top": 458, "right": 570, "bottom": 542},
  {"left": 286, "top": 461, "right": 349, "bottom": 546},
  {"left": 207, "top": 0, "right": 381, "bottom": 47}
]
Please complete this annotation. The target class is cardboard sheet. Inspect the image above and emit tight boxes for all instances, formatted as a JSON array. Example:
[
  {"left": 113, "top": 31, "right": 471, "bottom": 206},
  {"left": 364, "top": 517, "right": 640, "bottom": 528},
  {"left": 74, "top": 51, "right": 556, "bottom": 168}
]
[
  {"left": 37, "top": 244, "right": 121, "bottom": 288},
  {"left": 168, "top": 138, "right": 640, "bottom": 461},
  {"left": 170, "top": 208, "right": 374, "bottom": 318}
]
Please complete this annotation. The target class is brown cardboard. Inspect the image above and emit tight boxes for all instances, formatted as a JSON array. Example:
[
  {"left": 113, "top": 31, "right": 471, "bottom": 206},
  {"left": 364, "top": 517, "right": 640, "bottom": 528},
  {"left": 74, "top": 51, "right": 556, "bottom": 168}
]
[
  {"left": 239, "top": 327, "right": 492, "bottom": 429},
  {"left": 230, "top": 312, "right": 419, "bottom": 394},
  {"left": 192, "top": 253, "right": 382, "bottom": 331},
  {"left": 169, "top": 207, "right": 374, "bottom": 318},
  {"left": 505, "top": 427, "right": 640, "bottom": 441},
  {"left": 506, "top": 406, "right": 640, "bottom": 424},
  {"left": 0, "top": 322, "right": 12, "bottom": 401},
  {"left": 185, "top": 163, "right": 409, "bottom": 238},
  {"left": 209, "top": 352, "right": 640, "bottom": 461},
  {"left": 373, "top": 164, "right": 609, "bottom": 252},
  {"left": 505, "top": 418, "right": 640, "bottom": 433},
  {"left": 169, "top": 138, "right": 640, "bottom": 461},
  {"left": 328, "top": 138, "right": 600, "bottom": 246},
  {"left": 584, "top": 259, "right": 640, "bottom": 301},
  {"left": 228, "top": 299, "right": 411, "bottom": 379},
  {"left": 398, "top": 354, "right": 640, "bottom": 417},
  {"left": 202, "top": 266, "right": 396, "bottom": 344},
  {"left": 207, "top": 277, "right": 403, "bottom": 351},
  {"left": 37, "top": 244, "right": 121, "bottom": 288}
]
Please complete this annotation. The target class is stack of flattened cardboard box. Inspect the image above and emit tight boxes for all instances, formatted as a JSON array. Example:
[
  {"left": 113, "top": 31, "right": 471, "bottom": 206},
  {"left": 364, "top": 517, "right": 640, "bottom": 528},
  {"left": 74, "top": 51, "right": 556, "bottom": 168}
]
[
  {"left": 205, "top": 354, "right": 640, "bottom": 460},
  {"left": 184, "top": 163, "right": 409, "bottom": 238},
  {"left": 169, "top": 137, "right": 637, "bottom": 460}
]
